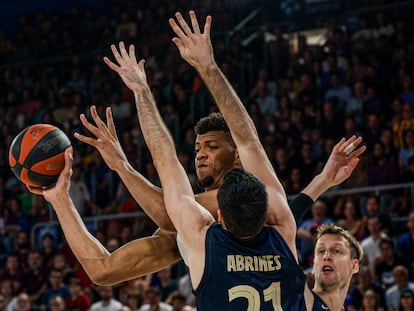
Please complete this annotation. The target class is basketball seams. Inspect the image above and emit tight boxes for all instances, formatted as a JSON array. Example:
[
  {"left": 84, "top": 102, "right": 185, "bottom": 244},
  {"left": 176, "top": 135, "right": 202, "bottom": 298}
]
[
  {"left": 19, "top": 125, "right": 56, "bottom": 166},
  {"left": 9, "top": 124, "right": 71, "bottom": 187},
  {"left": 9, "top": 127, "right": 29, "bottom": 166}
]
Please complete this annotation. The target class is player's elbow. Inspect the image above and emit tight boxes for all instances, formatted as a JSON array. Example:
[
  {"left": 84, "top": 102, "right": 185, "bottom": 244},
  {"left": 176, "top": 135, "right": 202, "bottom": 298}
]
[{"left": 79, "top": 258, "right": 119, "bottom": 286}]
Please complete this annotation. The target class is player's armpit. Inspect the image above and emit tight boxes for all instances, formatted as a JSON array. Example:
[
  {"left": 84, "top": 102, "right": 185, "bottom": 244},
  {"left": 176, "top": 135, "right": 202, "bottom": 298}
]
[{"left": 195, "top": 190, "right": 218, "bottom": 219}]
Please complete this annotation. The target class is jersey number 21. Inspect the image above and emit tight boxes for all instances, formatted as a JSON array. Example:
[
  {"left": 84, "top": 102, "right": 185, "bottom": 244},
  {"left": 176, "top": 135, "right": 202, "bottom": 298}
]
[{"left": 228, "top": 281, "right": 283, "bottom": 311}]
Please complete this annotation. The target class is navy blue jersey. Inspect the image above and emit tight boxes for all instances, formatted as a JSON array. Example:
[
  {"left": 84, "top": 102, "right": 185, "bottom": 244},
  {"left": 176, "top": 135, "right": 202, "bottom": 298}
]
[
  {"left": 312, "top": 292, "right": 331, "bottom": 311},
  {"left": 194, "top": 222, "right": 307, "bottom": 310}
]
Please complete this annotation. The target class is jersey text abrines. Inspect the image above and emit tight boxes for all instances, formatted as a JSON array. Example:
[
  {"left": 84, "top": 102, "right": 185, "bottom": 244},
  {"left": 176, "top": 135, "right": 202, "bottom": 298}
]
[{"left": 227, "top": 255, "right": 281, "bottom": 272}]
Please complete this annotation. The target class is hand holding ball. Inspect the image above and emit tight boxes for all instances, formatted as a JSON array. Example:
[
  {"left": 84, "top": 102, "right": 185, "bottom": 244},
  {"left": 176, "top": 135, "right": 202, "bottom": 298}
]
[{"left": 9, "top": 124, "right": 72, "bottom": 188}]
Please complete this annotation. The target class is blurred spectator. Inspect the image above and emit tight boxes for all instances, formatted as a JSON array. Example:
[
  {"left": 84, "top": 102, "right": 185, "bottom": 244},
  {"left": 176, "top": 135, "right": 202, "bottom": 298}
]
[
  {"left": 0, "top": 254, "right": 23, "bottom": 292},
  {"left": 84, "top": 150, "right": 117, "bottom": 210},
  {"left": 23, "top": 250, "right": 47, "bottom": 305},
  {"left": 372, "top": 12, "right": 395, "bottom": 39},
  {"left": 272, "top": 146, "right": 292, "bottom": 187},
  {"left": 64, "top": 277, "right": 91, "bottom": 311},
  {"left": 397, "top": 212, "right": 414, "bottom": 272},
  {"left": 374, "top": 237, "right": 413, "bottom": 290},
  {"left": 14, "top": 292, "right": 33, "bottom": 311},
  {"left": 393, "top": 103, "right": 414, "bottom": 150},
  {"left": 90, "top": 286, "right": 122, "bottom": 311},
  {"left": 139, "top": 286, "right": 172, "bottom": 311},
  {"left": 363, "top": 113, "right": 382, "bottom": 152},
  {"left": 398, "top": 288, "right": 414, "bottom": 311},
  {"left": 361, "top": 215, "right": 388, "bottom": 267},
  {"left": 248, "top": 81, "right": 278, "bottom": 116},
  {"left": 41, "top": 269, "right": 71, "bottom": 311},
  {"left": 346, "top": 80, "right": 367, "bottom": 127},
  {"left": 168, "top": 291, "right": 191, "bottom": 311},
  {"left": 0, "top": 280, "right": 14, "bottom": 311},
  {"left": 49, "top": 253, "right": 76, "bottom": 284},
  {"left": 125, "top": 292, "right": 143, "bottom": 311},
  {"left": 399, "top": 129, "right": 414, "bottom": 172},
  {"left": 285, "top": 167, "right": 304, "bottom": 195},
  {"left": 317, "top": 99, "right": 344, "bottom": 141},
  {"left": 49, "top": 296, "right": 66, "bottom": 311},
  {"left": 69, "top": 161, "right": 98, "bottom": 217},
  {"left": 12, "top": 230, "right": 30, "bottom": 263},
  {"left": 379, "top": 128, "right": 399, "bottom": 161},
  {"left": 325, "top": 71, "right": 352, "bottom": 113},
  {"left": 156, "top": 267, "right": 178, "bottom": 302},
  {"left": 359, "top": 288, "right": 384, "bottom": 311},
  {"left": 297, "top": 141, "right": 318, "bottom": 185},
  {"left": 400, "top": 74, "right": 414, "bottom": 105},
  {"left": 40, "top": 232, "right": 58, "bottom": 268},
  {"left": 385, "top": 266, "right": 414, "bottom": 310},
  {"left": 335, "top": 196, "right": 365, "bottom": 240},
  {"left": 361, "top": 194, "right": 392, "bottom": 233},
  {"left": 348, "top": 266, "right": 386, "bottom": 311}
]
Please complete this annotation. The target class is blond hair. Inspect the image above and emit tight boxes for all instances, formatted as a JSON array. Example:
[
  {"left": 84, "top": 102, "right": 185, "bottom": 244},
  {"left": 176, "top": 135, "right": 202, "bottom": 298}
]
[{"left": 316, "top": 224, "right": 363, "bottom": 261}]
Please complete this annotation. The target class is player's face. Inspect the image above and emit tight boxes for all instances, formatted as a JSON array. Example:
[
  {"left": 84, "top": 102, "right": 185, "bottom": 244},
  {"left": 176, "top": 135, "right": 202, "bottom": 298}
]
[
  {"left": 313, "top": 234, "right": 358, "bottom": 292},
  {"left": 195, "top": 131, "right": 239, "bottom": 191}
]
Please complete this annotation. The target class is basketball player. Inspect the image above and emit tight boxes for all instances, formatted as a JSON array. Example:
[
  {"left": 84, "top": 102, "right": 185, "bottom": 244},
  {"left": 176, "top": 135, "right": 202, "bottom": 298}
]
[
  {"left": 29, "top": 11, "right": 364, "bottom": 310},
  {"left": 167, "top": 11, "right": 363, "bottom": 310}
]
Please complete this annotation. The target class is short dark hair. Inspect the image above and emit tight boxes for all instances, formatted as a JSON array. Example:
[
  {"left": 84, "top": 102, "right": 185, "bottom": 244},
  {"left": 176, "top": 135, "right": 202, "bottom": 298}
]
[
  {"left": 379, "top": 237, "right": 395, "bottom": 249},
  {"left": 217, "top": 168, "right": 268, "bottom": 238},
  {"left": 194, "top": 112, "right": 230, "bottom": 135},
  {"left": 170, "top": 291, "right": 186, "bottom": 302}
]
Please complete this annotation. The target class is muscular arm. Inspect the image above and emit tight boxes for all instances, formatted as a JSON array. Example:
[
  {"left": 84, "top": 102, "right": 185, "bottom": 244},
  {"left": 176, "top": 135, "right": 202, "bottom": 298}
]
[
  {"left": 28, "top": 149, "right": 181, "bottom": 286},
  {"left": 76, "top": 108, "right": 219, "bottom": 230},
  {"left": 104, "top": 42, "right": 214, "bottom": 288},
  {"left": 169, "top": 11, "right": 296, "bottom": 253},
  {"left": 75, "top": 106, "right": 175, "bottom": 231}
]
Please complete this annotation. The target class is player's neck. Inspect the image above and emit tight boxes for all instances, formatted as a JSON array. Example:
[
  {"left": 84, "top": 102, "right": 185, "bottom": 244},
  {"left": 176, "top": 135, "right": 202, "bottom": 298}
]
[{"left": 313, "top": 286, "right": 345, "bottom": 311}]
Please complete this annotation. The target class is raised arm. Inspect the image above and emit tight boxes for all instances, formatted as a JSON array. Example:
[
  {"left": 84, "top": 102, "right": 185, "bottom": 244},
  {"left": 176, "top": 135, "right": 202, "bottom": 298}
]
[
  {"left": 75, "top": 102, "right": 219, "bottom": 230},
  {"left": 291, "top": 136, "right": 366, "bottom": 221},
  {"left": 103, "top": 42, "right": 214, "bottom": 287},
  {"left": 27, "top": 148, "right": 181, "bottom": 286},
  {"left": 169, "top": 11, "right": 296, "bottom": 252}
]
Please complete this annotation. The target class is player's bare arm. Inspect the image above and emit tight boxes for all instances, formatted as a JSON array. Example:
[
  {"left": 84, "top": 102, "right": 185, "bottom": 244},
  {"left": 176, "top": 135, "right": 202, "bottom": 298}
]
[
  {"left": 302, "top": 135, "right": 366, "bottom": 200},
  {"left": 27, "top": 148, "right": 181, "bottom": 285},
  {"left": 74, "top": 107, "right": 173, "bottom": 230},
  {"left": 105, "top": 42, "right": 214, "bottom": 287},
  {"left": 169, "top": 10, "right": 296, "bottom": 253}
]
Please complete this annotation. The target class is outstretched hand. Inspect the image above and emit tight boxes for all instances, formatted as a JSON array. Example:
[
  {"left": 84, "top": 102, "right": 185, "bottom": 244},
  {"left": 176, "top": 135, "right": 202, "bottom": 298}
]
[
  {"left": 320, "top": 135, "right": 366, "bottom": 187},
  {"left": 27, "top": 147, "right": 74, "bottom": 204},
  {"left": 169, "top": 10, "right": 215, "bottom": 70},
  {"left": 103, "top": 42, "right": 148, "bottom": 93},
  {"left": 74, "top": 106, "right": 128, "bottom": 172}
]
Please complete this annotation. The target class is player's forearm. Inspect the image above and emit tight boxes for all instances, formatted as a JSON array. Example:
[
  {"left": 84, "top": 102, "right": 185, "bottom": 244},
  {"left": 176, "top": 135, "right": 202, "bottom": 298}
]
[
  {"left": 133, "top": 88, "right": 175, "bottom": 162},
  {"left": 300, "top": 173, "right": 333, "bottom": 201},
  {"left": 50, "top": 195, "right": 180, "bottom": 285},
  {"left": 115, "top": 160, "right": 175, "bottom": 231},
  {"left": 133, "top": 87, "right": 190, "bottom": 233},
  {"left": 48, "top": 194, "right": 115, "bottom": 284},
  {"left": 197, "top": 63, "right": 258, "bottom": 146}
]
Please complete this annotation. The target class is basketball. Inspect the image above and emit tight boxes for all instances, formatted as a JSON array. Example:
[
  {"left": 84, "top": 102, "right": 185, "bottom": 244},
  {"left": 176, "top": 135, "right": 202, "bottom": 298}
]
[{"left": 9, "top": 124, "right": 72, "bottom": 188}]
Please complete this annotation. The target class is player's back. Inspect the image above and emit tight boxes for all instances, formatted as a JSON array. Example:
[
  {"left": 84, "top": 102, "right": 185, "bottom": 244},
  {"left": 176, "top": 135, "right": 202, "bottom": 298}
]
[{"left": 194, "top": 222, "right": 307, "bottom": 310}]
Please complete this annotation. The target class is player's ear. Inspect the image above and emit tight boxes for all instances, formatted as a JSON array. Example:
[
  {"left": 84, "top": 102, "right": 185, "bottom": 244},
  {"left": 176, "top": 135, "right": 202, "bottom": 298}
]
[
  {"left": 217, "top": 209, "right": 223, "bottom": 223},
  {"left": 234, "top": 149, "right": 241, "bottom": 167},
  {"left": 351, "top": 259, "right": 359, "bottom": 275}
]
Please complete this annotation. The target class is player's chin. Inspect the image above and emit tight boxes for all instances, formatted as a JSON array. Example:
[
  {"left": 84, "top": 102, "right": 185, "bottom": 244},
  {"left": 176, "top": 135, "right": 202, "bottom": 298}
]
[{"left": 198, "top": 175, "right": 215, "bottom": 188}]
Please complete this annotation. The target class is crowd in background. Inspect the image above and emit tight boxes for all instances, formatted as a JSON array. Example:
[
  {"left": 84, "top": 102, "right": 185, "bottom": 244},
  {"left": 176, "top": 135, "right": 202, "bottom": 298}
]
[{"left": 0, "top": 0, "right": 414, "bottom": 310}]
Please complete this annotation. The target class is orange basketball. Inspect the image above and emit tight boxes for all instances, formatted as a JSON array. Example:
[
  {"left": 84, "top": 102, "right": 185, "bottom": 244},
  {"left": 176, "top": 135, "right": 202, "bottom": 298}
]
[{"left": 9, "top": 124, "right": 71, "bottom": 187}]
